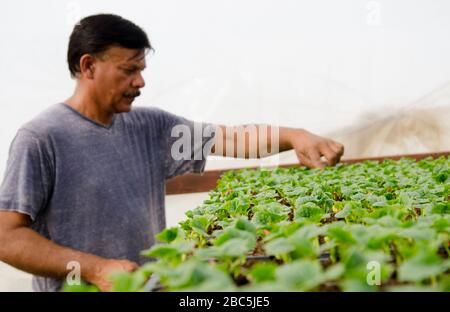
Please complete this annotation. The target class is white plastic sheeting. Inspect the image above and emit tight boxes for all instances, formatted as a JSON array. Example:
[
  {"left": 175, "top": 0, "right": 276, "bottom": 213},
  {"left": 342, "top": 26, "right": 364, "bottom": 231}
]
[{"left": 1, "top": 0, "right": 450, "bottom": 175}]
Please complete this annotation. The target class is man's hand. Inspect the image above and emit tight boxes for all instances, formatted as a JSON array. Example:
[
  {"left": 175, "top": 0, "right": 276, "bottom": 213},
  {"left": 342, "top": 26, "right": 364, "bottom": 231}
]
[
  {"left": 86, "top": 258, "right": 139, "bottom": 292},
  {"left": 289, "top": 128, "right": 344, "bottom": 168}
]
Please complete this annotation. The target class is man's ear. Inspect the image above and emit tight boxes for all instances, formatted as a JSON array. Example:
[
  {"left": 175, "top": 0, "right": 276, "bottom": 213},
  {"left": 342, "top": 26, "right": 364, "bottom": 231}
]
[{"left": 79, "top": 54, "right": 96, "bottom": 79}]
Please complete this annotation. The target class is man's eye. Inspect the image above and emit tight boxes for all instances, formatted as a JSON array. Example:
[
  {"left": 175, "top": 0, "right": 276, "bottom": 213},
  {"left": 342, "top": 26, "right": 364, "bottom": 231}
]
[{"left": 123, "top": 69, "right": 135, "bottom": 75}]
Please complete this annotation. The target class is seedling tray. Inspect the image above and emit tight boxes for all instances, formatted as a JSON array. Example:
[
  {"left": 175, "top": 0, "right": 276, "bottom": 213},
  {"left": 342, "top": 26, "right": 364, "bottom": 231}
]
[{"left": 133, "top": 152, "right": 449, "bottom": 292}]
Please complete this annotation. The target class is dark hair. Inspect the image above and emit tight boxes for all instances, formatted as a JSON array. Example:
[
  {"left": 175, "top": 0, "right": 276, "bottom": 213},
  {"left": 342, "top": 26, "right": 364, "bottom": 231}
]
[{"left": 67, "top": 14, "right": 152, "bottom": 77}]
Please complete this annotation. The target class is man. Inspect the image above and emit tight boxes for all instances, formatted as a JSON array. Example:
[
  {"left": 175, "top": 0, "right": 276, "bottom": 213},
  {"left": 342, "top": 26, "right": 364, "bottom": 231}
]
[{"left": 0, "top": 14, "right": 344, "bottom": 292}]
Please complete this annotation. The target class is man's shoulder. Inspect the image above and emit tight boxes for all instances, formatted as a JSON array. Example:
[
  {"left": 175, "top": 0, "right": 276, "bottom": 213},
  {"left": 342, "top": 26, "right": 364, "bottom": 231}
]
[{"left": 19, "top": 103, "right": 68, "bottom": 140}]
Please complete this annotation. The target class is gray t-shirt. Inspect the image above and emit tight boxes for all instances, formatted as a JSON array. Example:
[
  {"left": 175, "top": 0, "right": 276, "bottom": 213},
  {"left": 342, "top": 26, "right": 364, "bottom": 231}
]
[{"left": 0, "top": 103, "right": 217, "bottom": 291}]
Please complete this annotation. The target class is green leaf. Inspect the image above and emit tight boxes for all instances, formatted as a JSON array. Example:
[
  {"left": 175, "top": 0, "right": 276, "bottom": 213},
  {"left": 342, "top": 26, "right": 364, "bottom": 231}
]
[
  {"left": 141, "top": 242, "right": 194, "bottom": 260},
  {"left": 327, "top": 226, "right": 356, "bottom": 245},
  {"left": 431, "top": 202, "right": 450, "bottom": 215},
  {"left": 197, "top": 238, "right": 254, "bottom": 259},
  {"left": 265, "top": 237, "right": 295, "bottom": 256},
  {"left": 249, "top": 263, "right": 277, "bottom": 283},
  {"left": 252, "top": 203, "right": 290, "bottom": 226},
  {"left": 163, "top": 260, "right": 235, "bottom": 291},
  {"left": 141, "top": 244, "right": 179, "bottom": 258},
  {"left": 398, "top": 227, "right": 436, "bottom": 241},
  {"left": 63, "top": 281, "right": 100, "bottom": 292},
  {"left": 111, "top": 270, "right": 148, "bottom": 292},
  {"left": 295, "top": 202, "right": 324, "bottom": 221},
  {"left": 214, "top": 227, "right": 256, "bottom": 249},
  {"left": 335, "top": 204, "right": 352, "bottom": 219},
  {"left": 234, "top": 218, "right": 257, "bottom": 234},
  {"left": 398, "top": 247, "right": 449, "bottom": 282},
  {"left": 340, "top": 278, "right": 377, "bottom": 292},
  {"left": 276, "top": 260, "right": 324, "bottom": 291},
  {"left": 433, "top": 169, "right": 449, "bottom": 183},
  {"left": 156, "top": 227, "right": 179, "bottom": 243},
  {"left": 191, "top": 215, "right": 213, "bottom": 236}
]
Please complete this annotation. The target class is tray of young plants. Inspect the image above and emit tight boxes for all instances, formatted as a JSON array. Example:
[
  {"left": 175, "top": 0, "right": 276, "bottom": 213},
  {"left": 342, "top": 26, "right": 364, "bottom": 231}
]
[{"left": 67, "top": 156, "right": 450, "bottom": 292}]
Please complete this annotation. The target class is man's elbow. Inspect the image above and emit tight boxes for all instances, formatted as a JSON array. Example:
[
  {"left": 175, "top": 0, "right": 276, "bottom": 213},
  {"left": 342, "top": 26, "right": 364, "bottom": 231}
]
[
  {"left": 0, "top": 211, "right": 31, "bottom": 260},
  {"left": 0, "top": 223, "right": 10, "bottom": 261}
]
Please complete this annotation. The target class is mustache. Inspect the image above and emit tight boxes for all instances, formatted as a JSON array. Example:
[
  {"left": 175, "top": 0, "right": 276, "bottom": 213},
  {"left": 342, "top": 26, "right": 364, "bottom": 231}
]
[{"left": 123, "top": 90, "right": 141, "bottom": 98}]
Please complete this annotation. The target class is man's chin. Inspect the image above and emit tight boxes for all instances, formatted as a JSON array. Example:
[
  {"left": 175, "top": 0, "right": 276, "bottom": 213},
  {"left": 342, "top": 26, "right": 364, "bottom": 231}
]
[
  {"left": 114, "top": 103, "right": 133, "bottom": 114},
  {"left": 122, "top": 105, "right": 133, "bottom": 113}
]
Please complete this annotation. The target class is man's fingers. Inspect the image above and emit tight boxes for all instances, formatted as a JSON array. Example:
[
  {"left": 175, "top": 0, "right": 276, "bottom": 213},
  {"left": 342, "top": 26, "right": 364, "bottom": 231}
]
[
  {"left": 295, "top": 150, "right": 315, "bottom": 169},
  {"left": 328, "top": 141, "right": 341, "bottom": 154},
  {"left": 294, "top": 140, "right": 344, "bottom": 169},
  {"left": 320, "top": 142, "right": 339, "bottom": 166},
  {"left": 116, "top": 260, "right": 139, "bottom": 272},
  {"left": 306, "top": 149, "right": 327, "bottom": 169},
  {"left": 301, "top": 155, "right": 322, "bottom": 169},
  {"left": 124, "top": 261, "right": 139, "bottom": 272},
  {"left": 330, "top": 141, "right": 344, "bottom": 157}
]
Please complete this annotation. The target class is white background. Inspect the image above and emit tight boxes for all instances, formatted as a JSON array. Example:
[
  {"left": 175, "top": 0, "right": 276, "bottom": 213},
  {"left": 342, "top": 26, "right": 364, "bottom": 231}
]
[{"left": 1, "top": 0, "right": 450, "bottom": 176}]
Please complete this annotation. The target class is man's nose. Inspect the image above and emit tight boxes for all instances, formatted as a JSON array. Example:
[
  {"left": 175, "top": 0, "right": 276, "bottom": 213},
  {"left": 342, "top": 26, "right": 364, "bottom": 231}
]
[{"left": 132, "top": 73, "right": 145, "bottom": 88}]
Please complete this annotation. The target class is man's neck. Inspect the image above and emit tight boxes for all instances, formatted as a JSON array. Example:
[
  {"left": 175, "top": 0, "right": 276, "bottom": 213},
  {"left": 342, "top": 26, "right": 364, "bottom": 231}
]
[{"left": 65, "top": 88, "right": 114, "bottom": 127}]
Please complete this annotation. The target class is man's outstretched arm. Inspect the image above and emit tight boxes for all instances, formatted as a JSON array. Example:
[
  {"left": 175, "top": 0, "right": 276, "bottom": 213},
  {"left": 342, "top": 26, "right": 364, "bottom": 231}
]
[
  {"left": 211, "top": 125, "right": 344, "bottom": 168},
  {"left": 0, "top": 211, "right": 137, "bottom": 291}
]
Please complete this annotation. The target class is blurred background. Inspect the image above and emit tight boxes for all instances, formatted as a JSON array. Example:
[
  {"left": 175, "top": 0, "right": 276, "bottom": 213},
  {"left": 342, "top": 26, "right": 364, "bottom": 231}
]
[{"left": 0, "top": 0, "right": 449, "bottom": 291}]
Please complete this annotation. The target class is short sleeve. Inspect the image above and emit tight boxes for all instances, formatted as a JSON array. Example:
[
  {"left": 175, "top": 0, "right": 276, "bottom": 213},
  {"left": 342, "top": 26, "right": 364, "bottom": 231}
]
[
  {"left": 162, "top": 111, "right": 217, "bottom": 179},
  {"left": 0, "top": 129, "right": 53, "bottom": 221}
]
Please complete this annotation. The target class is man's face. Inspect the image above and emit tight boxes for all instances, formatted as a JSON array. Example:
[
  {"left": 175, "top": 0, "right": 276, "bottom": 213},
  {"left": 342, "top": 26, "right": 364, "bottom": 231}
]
[{"left": 91, "top": 46, "right": 146, "bottom": 113}]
